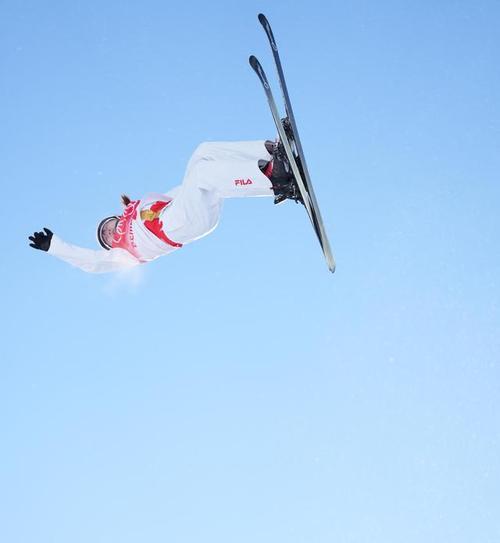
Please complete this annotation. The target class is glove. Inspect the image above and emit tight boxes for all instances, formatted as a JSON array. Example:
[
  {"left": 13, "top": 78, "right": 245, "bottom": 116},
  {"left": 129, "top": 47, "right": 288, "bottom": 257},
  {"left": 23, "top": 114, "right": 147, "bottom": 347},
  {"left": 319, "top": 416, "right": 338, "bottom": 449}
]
[{"left": 29, "top": 228, "right": 53, "bottom": 252}]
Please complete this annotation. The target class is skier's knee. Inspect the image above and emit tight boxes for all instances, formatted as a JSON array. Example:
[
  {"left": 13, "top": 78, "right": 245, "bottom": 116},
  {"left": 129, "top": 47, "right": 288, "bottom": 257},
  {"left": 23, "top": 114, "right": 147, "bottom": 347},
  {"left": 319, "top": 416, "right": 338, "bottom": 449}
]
[{"left": 191, "top": 142, "right": 215, "bottom": 162}]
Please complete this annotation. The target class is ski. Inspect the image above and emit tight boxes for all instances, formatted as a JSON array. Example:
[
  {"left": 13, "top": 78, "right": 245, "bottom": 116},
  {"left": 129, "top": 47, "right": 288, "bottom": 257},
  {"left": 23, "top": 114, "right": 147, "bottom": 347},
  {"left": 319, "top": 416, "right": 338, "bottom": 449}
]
[{"left": 250, "top": 14, "right": 336, "bottom": 273}]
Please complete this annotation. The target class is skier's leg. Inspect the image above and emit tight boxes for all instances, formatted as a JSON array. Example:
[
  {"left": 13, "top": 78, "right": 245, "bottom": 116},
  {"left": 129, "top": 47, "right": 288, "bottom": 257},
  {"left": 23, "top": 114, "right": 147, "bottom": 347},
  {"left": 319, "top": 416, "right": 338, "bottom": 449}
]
[
  {"left": 161, "top": 141, "right": 273, "bottom": 244},
  {"left": 182, "top": 140, "right": 274, "bottom": 199},
  {"left": 185, "top": 140, "right": 301, "bottom": 205}
]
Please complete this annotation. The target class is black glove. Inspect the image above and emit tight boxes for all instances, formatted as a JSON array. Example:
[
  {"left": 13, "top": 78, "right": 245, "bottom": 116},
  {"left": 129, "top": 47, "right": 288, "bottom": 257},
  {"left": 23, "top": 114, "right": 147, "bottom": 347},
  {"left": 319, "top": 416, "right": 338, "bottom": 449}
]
[{"left": 29, "top": 228, "right": 53, "bottom": 252}]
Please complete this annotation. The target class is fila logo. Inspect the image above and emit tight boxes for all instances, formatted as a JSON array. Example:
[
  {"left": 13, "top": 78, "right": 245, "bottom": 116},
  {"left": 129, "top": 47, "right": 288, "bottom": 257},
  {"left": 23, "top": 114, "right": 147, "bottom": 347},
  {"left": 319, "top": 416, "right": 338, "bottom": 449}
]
[{"left": 234, "top": 178, "right": 254, "bottom": 186}]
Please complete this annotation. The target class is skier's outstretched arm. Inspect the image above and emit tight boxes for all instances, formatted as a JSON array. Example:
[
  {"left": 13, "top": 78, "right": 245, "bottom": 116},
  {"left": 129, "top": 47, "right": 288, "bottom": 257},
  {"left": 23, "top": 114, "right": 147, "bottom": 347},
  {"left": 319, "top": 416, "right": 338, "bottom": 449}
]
[{"left": 29, "top": 228, "right": 140, "bottom": 274}]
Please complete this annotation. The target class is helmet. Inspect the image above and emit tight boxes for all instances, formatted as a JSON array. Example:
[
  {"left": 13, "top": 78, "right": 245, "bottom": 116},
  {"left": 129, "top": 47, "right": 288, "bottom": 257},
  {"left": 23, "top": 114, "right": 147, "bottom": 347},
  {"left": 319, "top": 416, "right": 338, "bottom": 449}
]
[{"left": 96, "top": 216, "right": 119, "bottom": 250}]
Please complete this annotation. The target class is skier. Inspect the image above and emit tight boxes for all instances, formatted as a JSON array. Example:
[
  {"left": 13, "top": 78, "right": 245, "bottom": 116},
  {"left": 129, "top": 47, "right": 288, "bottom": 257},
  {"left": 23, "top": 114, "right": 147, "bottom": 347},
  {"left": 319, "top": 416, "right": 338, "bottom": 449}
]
[{"left": 29, "top": 140, "right": 301, "bottom": 273}]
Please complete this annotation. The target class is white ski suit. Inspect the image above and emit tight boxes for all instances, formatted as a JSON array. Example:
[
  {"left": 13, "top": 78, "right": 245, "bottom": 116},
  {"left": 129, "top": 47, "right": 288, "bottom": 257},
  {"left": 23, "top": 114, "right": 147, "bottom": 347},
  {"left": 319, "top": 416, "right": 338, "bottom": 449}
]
[{"left": 47, "top": 141, "right": 274, "bottom": 273}]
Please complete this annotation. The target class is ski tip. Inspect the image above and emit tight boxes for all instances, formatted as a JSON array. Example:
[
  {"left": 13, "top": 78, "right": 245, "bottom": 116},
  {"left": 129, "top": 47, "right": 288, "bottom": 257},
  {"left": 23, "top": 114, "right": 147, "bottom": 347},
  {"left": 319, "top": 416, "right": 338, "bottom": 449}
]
[
  {"left": 248, "top": 55, "right": 258, "bottom": 68},
  {"left": 258, "top": 13, "right": 267, "bottom": 24}
]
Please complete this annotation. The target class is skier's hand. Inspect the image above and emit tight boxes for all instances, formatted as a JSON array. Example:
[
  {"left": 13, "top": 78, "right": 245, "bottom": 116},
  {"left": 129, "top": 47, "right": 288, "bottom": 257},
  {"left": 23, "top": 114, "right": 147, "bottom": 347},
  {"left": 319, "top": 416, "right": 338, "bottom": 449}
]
[{"left": 29, "top": 228, "right": 53, "bottom": 252}]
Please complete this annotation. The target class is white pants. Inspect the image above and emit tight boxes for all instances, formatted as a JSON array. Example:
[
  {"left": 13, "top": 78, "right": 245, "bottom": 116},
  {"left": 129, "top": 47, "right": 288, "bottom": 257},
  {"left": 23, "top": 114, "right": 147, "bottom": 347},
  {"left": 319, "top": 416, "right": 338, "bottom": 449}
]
[{"left": 163, "top": 140, "right": 273, "bottom": 244}]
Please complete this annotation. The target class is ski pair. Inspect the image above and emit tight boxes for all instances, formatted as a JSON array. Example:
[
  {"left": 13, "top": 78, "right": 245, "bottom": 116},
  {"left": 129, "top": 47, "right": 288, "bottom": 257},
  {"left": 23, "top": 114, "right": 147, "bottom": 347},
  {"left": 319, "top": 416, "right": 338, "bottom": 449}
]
[{"left": 249, "top": 13, "right": 336, "bottom": 273}]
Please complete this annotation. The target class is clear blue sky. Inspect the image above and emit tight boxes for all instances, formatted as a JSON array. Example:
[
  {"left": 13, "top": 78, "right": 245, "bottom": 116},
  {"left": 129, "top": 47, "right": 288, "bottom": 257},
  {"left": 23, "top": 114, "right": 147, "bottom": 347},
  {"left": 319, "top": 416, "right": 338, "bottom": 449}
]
[{"left": 2, "top": 1, "right": 500, "bottom": 542}]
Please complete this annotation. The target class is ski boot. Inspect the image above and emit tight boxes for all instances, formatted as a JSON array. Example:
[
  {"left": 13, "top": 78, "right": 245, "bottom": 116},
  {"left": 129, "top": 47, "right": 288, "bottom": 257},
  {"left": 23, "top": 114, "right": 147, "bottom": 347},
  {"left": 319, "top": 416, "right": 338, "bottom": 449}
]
[{"left": 262, "top": 139, "right": 303, "bottom": 205}]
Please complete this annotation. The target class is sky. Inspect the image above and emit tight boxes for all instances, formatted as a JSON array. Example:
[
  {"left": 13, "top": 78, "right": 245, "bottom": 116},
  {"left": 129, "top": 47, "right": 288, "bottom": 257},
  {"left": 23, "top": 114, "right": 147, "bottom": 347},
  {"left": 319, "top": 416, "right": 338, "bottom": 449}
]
[{"left": 1, "top": 1, "right": 500, "bottom": 542}]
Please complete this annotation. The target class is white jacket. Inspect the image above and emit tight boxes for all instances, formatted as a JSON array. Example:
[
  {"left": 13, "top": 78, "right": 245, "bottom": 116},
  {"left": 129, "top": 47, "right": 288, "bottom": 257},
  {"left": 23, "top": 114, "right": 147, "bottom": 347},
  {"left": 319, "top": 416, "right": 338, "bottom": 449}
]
[{"left": 48, "top": 192, "right": 182, "bottom": 274}]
